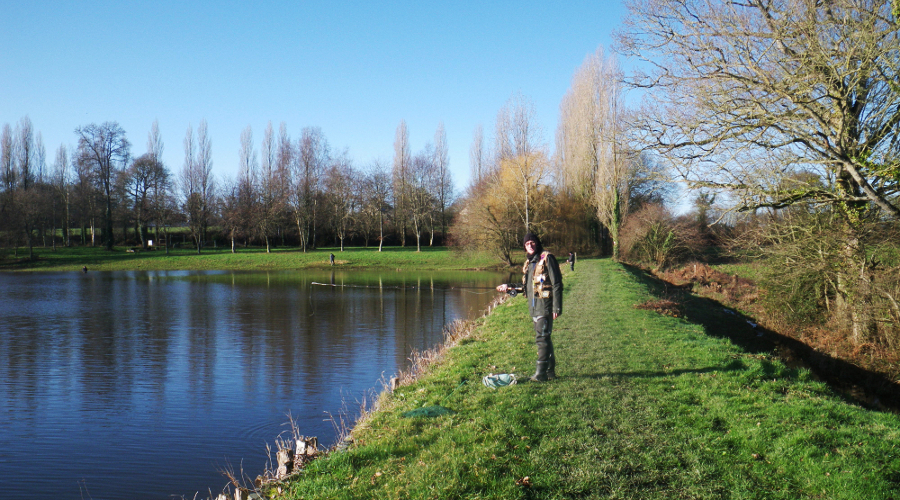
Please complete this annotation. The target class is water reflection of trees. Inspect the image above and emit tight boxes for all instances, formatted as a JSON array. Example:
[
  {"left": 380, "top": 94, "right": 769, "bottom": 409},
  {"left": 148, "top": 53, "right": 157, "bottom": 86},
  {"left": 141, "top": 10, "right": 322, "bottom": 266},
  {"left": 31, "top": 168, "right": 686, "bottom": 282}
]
[
  {"left": 0, "top": 270, "right": 501, "bottom": 499},
  {"left": 0, "top": 271, "right": 498, "bottom": 406}
]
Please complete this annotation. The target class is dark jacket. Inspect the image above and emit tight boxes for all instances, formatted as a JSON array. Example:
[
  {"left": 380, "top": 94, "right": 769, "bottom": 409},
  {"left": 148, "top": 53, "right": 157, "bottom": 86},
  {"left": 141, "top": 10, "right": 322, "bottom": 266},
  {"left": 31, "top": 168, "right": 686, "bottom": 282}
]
[{"left": 522, "top": 250, "right": 563, "bottom": 318}]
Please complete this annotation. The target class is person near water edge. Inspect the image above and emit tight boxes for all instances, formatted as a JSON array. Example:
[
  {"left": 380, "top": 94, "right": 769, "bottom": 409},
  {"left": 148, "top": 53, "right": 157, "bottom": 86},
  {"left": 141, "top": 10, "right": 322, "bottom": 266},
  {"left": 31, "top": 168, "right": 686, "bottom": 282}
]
[{"left": 496, "top": 232, "right": 563, "bottom": 382}]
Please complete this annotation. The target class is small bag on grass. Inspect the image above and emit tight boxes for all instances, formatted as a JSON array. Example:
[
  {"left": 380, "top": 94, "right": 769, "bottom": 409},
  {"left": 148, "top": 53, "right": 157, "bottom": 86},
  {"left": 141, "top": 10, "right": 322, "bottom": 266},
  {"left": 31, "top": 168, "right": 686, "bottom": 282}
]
[{"left": 482, "top": 373, "right": 517, "bottom": 389}]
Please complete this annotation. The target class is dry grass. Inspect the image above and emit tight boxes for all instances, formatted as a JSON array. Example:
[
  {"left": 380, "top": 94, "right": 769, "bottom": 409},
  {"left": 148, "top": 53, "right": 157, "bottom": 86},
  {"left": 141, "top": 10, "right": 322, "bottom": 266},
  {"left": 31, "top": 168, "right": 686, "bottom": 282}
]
[
  {"left": 657, "top": 262, "right": 758, "bottom": 304},
  {"left": 219, "top": 293, "right": 510, "bottom": 499},
  {"left": 635, "top": 297, "right": 683, "bottom": 318},
  {"left": 394, "top": 294, "right": 507, "bottom": 389}
]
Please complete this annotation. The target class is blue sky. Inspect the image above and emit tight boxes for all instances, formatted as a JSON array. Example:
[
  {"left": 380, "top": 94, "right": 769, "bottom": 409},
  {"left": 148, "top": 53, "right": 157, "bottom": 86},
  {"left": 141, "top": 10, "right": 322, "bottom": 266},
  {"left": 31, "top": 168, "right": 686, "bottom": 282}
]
[{"left": 1, "top": 1, "right": 628, "bottom": 192}]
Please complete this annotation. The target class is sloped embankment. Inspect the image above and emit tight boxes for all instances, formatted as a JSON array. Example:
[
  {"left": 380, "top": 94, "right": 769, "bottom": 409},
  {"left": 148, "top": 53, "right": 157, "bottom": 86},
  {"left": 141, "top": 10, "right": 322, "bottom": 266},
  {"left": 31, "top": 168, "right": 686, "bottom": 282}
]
[{"left": 274, "top": 258, "right": 900, "bottom": 499}]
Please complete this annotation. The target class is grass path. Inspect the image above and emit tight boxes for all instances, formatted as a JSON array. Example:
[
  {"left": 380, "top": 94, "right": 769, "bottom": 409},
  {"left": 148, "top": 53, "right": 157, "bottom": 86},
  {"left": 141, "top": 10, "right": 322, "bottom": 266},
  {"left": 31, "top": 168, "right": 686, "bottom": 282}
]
[{"left": 275, "top": 258, "right": 899, "bottom": 499}]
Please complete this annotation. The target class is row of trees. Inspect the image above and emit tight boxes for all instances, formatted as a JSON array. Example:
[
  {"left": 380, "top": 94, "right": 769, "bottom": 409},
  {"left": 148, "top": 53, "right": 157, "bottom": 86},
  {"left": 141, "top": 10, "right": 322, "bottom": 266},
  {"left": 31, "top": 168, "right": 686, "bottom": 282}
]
[
  {"left": 452, "top": 51, "right": 670, "bottom": 265},
  {"left": 0, "top": 118, "right": 454, "bottom": 255},
  {"left": 5, "top": 0, "right": 897, "bottom": 354}
]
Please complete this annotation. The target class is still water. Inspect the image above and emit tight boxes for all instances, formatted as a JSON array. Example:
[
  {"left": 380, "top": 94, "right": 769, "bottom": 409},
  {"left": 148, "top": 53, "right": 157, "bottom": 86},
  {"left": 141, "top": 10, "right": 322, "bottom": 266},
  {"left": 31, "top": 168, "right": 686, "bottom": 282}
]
[{"left": 0, "top": 269, "right": 504, "bottom": 499}]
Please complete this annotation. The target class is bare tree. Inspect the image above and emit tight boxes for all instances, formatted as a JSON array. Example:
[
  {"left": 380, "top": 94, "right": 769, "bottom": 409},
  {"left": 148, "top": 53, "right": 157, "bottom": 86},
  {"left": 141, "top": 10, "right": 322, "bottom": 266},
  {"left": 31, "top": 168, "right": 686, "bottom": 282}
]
[
  {"left": 450, "top": 97, "right": 555, "bottom": 264},
  {"left": 494, "top": 94, "right": 548, "bottom": 233},
  {"left": 237, "top": 125, "right": 258, "bottom": 246},
  {"left": 181, "top": 124, "right": 197, "bottom": 250},
  {"left": 1, "top": 124, "right": 14, "bottom": 193},
  {"left": 219, "top": 177, "right": 241, "bottom": 253},
  {"left": 557, "top": 47, "right": 631, "bottom": 258},
  {"left": 147, "top": 155, "right": 175, "bottom": 254},
  {"left": 147, "top": 119, "right": 164, "bottom": 162},
  {"left": 392, "top": 120, "right": 412, "bottom": 246},
  {"left": 361, "top": 160, "right": 392, "bottom": 251},
  {"left": 196, "top": 121, "right": 216, "bottom": 247},
  {"left": 469, "top": 124, "right": 488, "bottom": 185},
  {"left": 34, "top": 133, "right": 46, "bottom": 184},
  {"left": 324, "top": 152, "right": 357, "bottom": 251},
  {"left": 126, "top": 153, "right": 168, "bottom": 248},
  {"left": 292, "top": 127, "right": 329, "bottom": 251},
  {"left": 117, "top": 122, "right": 171, "bottom": 250},
  {"left": 257, "top": 121, "right": 282, "bottom": 252},
  {"left": 16, "top": 118, "right": 38, "bottom": 256},
  {"left": 450, "top": 177, "right": 522, "bottom": 266},
  {"left": 618, "top": 0, "right": 900, "bottom": 342},
  {"left": 76, "top": 122, "right": 131, "bottom": 251},
  {"left": 72, "top": 148, "right": 99, "bottom": 246},
  {"left": 33, "top": 132, "right": 52, "bottom": 248},
  {"left": 1, "top": 123, "right": 20, "bottom": 251},
  {"left": 432, "top": 122, "right": 453, "bottom": 245},
  {"left": 51, "top": 144, "right": 71, "bottom": 248},
  {"left": 276, "top": 122, "right": 293, "bottom": 246},
  {"left": 408, "top": 145, "right": 438, "bottom": 251},
  {"left": 181, "top": 121, "right": 216, "bottom": 253}
]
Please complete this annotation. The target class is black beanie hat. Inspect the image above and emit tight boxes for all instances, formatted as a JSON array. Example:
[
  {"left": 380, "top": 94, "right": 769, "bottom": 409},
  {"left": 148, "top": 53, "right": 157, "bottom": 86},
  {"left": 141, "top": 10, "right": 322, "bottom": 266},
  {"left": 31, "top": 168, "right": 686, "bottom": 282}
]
[{"left": 523, "top": 232, "right": 543, "bottom": 254}]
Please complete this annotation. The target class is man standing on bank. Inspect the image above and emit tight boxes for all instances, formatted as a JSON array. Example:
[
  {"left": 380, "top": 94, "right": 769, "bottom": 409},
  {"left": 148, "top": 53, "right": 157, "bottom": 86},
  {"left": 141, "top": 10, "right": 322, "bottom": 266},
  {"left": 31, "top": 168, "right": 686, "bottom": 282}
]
[{"left": 497, "top": 233, "right": 563, "bottom": 382}]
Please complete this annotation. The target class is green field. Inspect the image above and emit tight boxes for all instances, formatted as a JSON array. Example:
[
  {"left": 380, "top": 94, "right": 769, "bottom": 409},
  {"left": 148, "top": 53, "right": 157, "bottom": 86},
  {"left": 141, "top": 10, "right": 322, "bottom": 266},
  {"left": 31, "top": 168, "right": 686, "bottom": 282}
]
[
  {"left": 270, "top": 258, "right": 900, "bottom": 499},
  {"left": 0, "top": 245, "right": 500, "bottom": 272}
]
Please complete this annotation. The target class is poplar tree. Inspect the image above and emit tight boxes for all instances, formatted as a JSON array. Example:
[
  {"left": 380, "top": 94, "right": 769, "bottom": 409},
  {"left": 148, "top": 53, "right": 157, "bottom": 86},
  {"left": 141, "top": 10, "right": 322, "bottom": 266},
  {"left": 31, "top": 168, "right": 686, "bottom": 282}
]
[
  {"left": 556, "top": 48, "right": 631, "bottom": 258},
  {"left": 392, "top": 120, "right": 411, "bottom": 246}
]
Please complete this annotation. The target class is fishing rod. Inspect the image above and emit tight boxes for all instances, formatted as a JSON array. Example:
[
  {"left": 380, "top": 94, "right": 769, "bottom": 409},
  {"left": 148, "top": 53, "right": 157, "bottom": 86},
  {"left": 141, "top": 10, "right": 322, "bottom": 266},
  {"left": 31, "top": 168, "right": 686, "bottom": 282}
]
[{"left": 310, "top": 281, "right": 524, "bottom": 296}]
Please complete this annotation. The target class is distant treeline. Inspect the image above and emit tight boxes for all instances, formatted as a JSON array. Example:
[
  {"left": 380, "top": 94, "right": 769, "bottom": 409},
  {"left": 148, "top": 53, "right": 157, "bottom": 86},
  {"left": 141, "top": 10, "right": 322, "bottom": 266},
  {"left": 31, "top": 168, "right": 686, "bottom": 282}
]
[{"left": 0, "top": 118, "right": 459, "bottom": 256}]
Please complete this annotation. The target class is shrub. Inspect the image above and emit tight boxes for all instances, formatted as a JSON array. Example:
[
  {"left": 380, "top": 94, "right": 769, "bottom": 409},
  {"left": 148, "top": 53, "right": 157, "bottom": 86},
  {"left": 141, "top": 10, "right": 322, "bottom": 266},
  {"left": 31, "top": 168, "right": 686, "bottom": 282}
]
[
  {"left": 728, "top": 210, "right": 900, "bottom": 349},
  {"left": 619, "top": 203, "right": 705, "bottom": 269}
]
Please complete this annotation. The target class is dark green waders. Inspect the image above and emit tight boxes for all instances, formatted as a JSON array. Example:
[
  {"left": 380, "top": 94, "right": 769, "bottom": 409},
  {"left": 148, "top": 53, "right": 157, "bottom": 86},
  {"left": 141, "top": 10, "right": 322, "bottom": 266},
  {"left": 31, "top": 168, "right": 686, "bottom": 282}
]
[{"left": 531, "top": 316, "right": 556, "bottom": 382}]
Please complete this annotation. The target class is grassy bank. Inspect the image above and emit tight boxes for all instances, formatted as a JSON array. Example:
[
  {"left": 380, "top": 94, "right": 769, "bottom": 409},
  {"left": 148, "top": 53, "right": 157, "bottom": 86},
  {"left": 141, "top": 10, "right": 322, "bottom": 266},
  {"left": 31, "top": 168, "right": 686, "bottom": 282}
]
[
  {"left": 0, "top": 246, "right": 499, "bottom": 272},
  {"left": 272, "top": 258, "right": 899, "bottom": 499}
]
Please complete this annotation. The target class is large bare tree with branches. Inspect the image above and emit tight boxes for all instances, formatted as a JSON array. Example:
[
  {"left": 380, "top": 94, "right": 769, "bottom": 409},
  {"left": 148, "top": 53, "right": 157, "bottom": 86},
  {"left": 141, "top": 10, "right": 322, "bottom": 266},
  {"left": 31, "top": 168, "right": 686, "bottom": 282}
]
[
  {"left": 619, "top": 0, "right": 900, "bottom": 342},
  {"left": 76, "top": 121, "right": 130, "bottom": 251}
]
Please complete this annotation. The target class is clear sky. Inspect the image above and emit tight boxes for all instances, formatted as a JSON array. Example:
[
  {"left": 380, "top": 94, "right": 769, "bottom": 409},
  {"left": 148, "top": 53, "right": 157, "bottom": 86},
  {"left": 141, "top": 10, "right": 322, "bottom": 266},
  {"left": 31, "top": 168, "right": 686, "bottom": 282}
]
[{"left": 1, "top": 1, "right": 628, "bottom": 192}]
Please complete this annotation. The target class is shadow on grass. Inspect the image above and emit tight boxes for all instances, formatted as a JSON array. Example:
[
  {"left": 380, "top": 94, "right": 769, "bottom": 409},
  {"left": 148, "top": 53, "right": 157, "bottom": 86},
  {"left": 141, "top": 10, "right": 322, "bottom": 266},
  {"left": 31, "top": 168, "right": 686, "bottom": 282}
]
[
  {"left": 620, "top": 263, "right": 900, "bottom": 414},
  {"left": 583, "top": 361, "right": 749, "bottom": 381}
]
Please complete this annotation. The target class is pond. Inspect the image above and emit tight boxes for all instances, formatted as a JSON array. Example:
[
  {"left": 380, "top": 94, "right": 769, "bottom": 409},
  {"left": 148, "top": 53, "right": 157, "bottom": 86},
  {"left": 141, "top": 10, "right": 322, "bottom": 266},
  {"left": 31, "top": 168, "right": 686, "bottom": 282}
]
[{"left": 0, "top": 269, "right": 506, "bottom": 499}]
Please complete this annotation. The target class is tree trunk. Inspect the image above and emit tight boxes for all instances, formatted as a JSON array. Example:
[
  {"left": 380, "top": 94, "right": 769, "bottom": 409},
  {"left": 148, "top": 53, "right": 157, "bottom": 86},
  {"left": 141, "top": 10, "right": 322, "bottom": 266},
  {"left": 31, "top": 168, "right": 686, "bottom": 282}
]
[
  {"left": 105, "top": 199, "right": 114, "bottom": 251},
  {"left": 26, "top": 223, "right": 34, "bottom": 261},
  {"left": 378, "top": 213, "right": 384, "bottom": 252},
  {"left": 834, "top": 224, "right": 877, "bottom": 344},
  {"left": 64, "top": 194, "right": 70, "bottom": 247}
]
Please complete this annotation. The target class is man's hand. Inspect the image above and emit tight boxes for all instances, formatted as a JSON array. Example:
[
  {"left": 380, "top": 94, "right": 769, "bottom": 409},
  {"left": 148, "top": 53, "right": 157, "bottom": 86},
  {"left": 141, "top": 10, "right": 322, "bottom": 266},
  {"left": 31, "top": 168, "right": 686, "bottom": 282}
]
[{"left": 553, "top": 312, "right": 559, "bottom": 320}]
